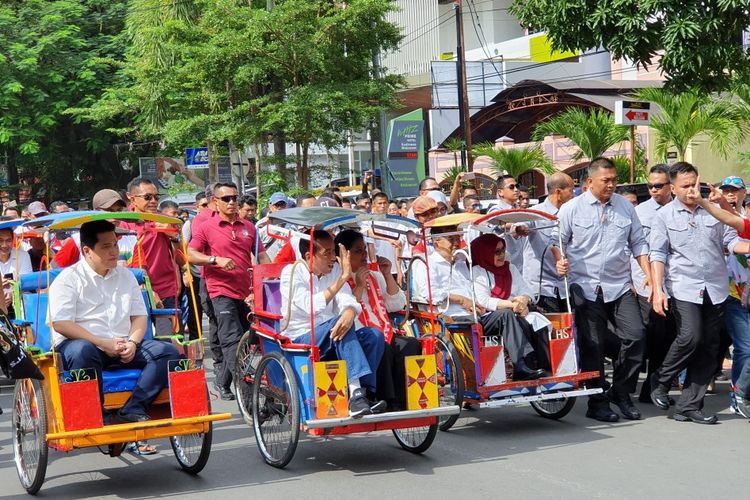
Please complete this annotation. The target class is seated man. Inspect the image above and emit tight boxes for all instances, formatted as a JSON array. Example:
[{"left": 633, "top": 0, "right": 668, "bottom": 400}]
[
  {"left": 411, "top": 225, "right": 546, "bottom": 380},
  {"left": 50, "top": 220, "right": 181, "bottom": 424},
  {"left": 280, "top": 230, "right": 386, "bottom": 418}
]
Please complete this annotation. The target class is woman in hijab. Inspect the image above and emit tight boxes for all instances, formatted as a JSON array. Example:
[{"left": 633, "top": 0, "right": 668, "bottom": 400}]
[{"left": 470, "top": 233, "right": 550, "bottom": 378}]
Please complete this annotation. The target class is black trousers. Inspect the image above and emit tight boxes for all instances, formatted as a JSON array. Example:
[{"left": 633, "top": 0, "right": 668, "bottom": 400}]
[
  {"left": 656, "top": 295, "right": 723, "bottom": 412},
  {"left": 375, "top": 336, "right": 422, "bottom": 407},
  {"left": 211, "top": 296, "right": 250, "bottom": 389},
  {"left": 537, "top": 293, "right": 565, "bottom": 314},
  {"left": 573, "top": 288, "right": 645, "bottom": 409},
  {"left": 200, "top": 279, "right": 222, "bottom": 366},
  {"left": 479, "top": 309, "right": 534, "bottom": 369},
  {"left": 637, "top": 295, "right": 675, "bottom": 400},
  {"left": 184, "top": 274, "right": 204, "bottom": 340}
]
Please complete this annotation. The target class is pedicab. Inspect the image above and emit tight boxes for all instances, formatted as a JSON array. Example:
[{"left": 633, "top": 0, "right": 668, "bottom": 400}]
[
  {"left": 9, "top": 211, "right": 232, "bottom": 495},
  {"left": 405, "top": 210, "right": 602, "bottom": 431},
  {"left": 233, "top": 206, "right": 460, "bottom": 468}
]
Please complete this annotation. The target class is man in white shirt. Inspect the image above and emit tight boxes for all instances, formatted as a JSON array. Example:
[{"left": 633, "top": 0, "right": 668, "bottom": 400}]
[
  {"left": 0, "top": 224, "right": 32, "bottom": 316},
  {"left": 51, "top": 220, "right": 181, "bottom": 423},
  {"left": 280, "top": 230, "right": 386, "bottom": 418}
]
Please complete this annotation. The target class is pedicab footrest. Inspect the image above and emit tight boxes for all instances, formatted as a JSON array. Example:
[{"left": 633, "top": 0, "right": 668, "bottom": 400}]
[
  {"left": 59, "top": 368, "right": 103, "bottom": 431},
  {"left": 314, "top": 360, "right": 348, "bottom": 419},
  {"left": 168, "top": 359, "right": 209, "bottom": 418},
  {"left": 304, "top": 405, "right": 461, "bottom": 430}
]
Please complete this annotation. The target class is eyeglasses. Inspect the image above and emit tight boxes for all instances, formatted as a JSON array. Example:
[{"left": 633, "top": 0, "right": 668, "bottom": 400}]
[
  {"left": 273, "top": 202, "right": 287, "bottom": 208},
  {"left": 219, "top": 195, "right": 238, "bottom": 203},
  {"left": 503, "top": 184, "right": 519, "bottom": 190},
  {"left": 471, "top": 204, "right": 482, "bottom": 210},
  {"left": 722, "top": 177, "right": 745, "bottom": 188},
  {"left": 198, "top": 202, "right": 209, "bottom": 208},
  {"left": 647, "top": 183, "right": 667, "bottom": 190},
  {"left": 133, "top": 193, "right": 160, "bottom": 201},
  {"left": 425, "top": 187, "right": 442, "bottom": 192},
  {"left": 494, "top": 249, "right": 506, "bottom": 255}
]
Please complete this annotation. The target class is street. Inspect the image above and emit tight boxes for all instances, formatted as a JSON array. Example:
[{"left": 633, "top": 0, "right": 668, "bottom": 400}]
[{"left": 0, "top": 368, "right": 746, "bottom": 500}]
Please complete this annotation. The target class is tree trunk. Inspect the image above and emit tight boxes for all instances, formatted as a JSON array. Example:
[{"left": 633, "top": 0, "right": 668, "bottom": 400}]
[
  {"left": 207, "top": 139, "right": 218, "bottom": 182},
  {"left": 273, "top": 131, "right": 287, "bottom": 181},
  {"left": 301, "top": 143, "right": 310, "bottom": 189}
]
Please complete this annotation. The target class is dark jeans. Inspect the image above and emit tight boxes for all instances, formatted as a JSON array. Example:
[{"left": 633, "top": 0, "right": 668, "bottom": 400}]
[
  {"left": 637, "top": 294, "right": 675, "bottom": 400},
  {"left": 655, "top": 295, "right": 723, "bottom": 412},
  {"left": 154, "top": 295, "right": 180, "bottom": 337},
  {"left": 57, "top": 338, "right": 181, "bottom": 416},
  {"left": 212, "top": 296, "right": 250, "bottom": 389},
  {"left": 376, "top": 336, "right": 422, "bottom": 406},
  {"left": 572, "top": 288, "right": 645, "bottom": 409},
  {"left": 200, "top": 279, "right": 222, "bottom": 366},
  {"left": 183, "top": 274, "right": 204, "bottom": 340},
  {"left": 479, "top": 309, "right": 534, "bottom": 369}
]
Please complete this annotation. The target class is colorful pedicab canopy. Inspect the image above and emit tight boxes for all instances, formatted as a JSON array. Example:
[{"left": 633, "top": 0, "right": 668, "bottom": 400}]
[
  {"left": 268, "top": 206, "right": 420, "bottom": 231},
  {"left": 22, "top": 210, "right": 182, "bottom": 230}
]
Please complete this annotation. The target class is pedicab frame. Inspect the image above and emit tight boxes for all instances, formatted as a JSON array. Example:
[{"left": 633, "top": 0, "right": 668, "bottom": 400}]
[
  {"left": 10, "top": 211, "right": 232, "bottom": 495},
  {"left": 406, "top": 209, "right": 602, "bottom": 431},
  {"left": 234, "top": 206, "right": 460, "bottom": 468}
]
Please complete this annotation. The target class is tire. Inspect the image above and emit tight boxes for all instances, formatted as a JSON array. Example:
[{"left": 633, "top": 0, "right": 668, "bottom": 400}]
[
  {"left": 252, "top": 352, "right": 300, "bottom": 468},
  {"left": 530, "top": 396, "right": 576, "bottom": 420},
  {"left": 13, "top": 378, "right": 48, "bottom": 495},
  {"left": 234, "top": 330, "right": 262, "bottom": 426},
  {"left": 392, "top": 424, "right": 438, "bottom": 454},
  {"left": 435, "top": 334, "right": 464, "bottom": 431},
  {"left": 170, "top": 424, "right": 212, "bottom": 474}
]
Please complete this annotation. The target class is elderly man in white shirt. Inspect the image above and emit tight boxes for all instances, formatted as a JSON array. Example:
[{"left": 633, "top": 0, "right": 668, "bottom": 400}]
[
  {"left": 411, "top": 225, "right": 547, "bottom": 380},
  {"left": 51, "top": 220, "right": 181, "bottom": 424},
  {"left": 280, "top": 230, "right": 386, "bottom": 418}
]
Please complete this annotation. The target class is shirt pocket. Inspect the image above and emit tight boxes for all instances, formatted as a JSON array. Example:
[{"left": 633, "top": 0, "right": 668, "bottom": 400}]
[
  {"left": 666, "top": 220, "right": 690, "bottom": 248},
  {"left": 572, "top": 217, "right": 595, "bottom": 242},
  {"left": 612, "top": 216, "right": 632, "bottom": 239}
]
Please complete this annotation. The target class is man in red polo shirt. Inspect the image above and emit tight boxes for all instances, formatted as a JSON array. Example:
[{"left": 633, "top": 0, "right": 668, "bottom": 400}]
[
  {"left": 189, "top": 182, "right": 271, "bottom": 400},
  {"left": 123, "top": 177, "right": 182, "bottom": 337}
]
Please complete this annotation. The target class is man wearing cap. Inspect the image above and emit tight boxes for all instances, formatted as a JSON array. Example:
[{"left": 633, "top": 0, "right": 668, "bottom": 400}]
[
  {"left": 189, "top": 182, "right": 271, "bottom": 400},
  {"left": 715, "top": 175, "right": 750, "bottom": 413},
  {"left": 27, "top": 201, "right": 49, "bottom": 218},
  {"left": 256, "top": 192, "right": 288, "bottom": 259}
]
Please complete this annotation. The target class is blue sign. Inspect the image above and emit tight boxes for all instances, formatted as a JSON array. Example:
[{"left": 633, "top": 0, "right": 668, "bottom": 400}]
[{"left": 185, "top": 147, "right": 209, "bottom": 168}]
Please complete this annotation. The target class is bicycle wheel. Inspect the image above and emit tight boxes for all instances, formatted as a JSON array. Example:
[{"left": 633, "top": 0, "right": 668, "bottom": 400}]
[
  {"left": 252, "top": 352, "right": 300, "bottom": 468},
  {"left": 393, "top": 424, "right": 438, "bottom": 454},
  {"left": 234, "top": 330, "right": 262, "bottom": 425},
  {"left": 530, "top": 396, "right": 576, "bottom": 419},
  {"left": 170, "top": 424, "right": 212, "bottom": 474},
  {"left": 13, "top": 378, "right": 48, "bottom": 495},
  {"left": 435, "top": 334, "right": 464, "bottom": 431}
]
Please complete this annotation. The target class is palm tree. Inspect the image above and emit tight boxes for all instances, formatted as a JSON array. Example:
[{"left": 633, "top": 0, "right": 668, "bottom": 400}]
[
  {"left": 532, "top": 108, "right": 630, "bottom": 161},
  {"left": 472, "top": 142, "right": 555, "bottom": 178},
  {"left": 636, "top": 87, "right": 743, "bottom": 162},
  {"left": 443, "top": 137, "right": 464, "bottom": 170}
]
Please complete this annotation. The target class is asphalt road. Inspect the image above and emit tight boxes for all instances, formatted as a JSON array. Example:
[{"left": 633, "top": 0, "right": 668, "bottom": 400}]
[{"left": 0, "top": 372, "right": 746, "bottom": 500}]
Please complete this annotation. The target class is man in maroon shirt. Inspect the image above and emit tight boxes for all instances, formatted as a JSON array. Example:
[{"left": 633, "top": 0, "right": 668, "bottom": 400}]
[
  {"left": 123, "top": 177, "right": 182, "bottom": 337},
  {"left": 189, "top": 182, "right": 271, "bottom": 400}
]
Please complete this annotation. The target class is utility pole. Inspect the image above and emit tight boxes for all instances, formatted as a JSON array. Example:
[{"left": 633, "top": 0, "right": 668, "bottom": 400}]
[{"left": 454, "top": 0, "right": 473, "bottom": 171}]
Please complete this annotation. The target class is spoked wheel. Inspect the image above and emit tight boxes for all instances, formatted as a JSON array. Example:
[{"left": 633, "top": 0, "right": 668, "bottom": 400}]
[
  {"left": 392, "top": 424, "right": 438, "bottom": 454},
  {"left": 252, "top": 352, "right": 300, "bottom": 468},
  {"left": 435, "top": 334, "right": 464, "bottom": 431},
  {"left": 13, "top": 378, "right": 48, "bottom": 495},
  {"left": 530, "top": 396, "right": 576, "bottom": 419},
  {"left": 170, "top": 423, "right": 212, "bottom": 474},
  {"left": 234, "top": 330, "right": 262, "bottom": 425}
]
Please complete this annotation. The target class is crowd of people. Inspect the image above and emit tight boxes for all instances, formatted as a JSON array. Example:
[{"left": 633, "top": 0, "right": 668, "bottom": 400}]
[{"left": 6, "top": 156, "right": 750, "bottom": 433}]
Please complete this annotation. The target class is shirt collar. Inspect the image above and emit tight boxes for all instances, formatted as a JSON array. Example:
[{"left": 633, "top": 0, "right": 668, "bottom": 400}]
[
  {"left": 670, "top": 196, "right": 700, "bottom": 214},
  {"left": 541, "top": 198, "right": 559, "bottom": 215},
  {"left": 80, "top": 257, "right": 114, "bottom": 280},
  {"left": 583, "top": 189, "right": 610, "bottom": 206}
]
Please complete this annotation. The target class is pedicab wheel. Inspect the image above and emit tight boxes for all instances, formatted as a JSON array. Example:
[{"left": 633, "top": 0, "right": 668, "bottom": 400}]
[
  {"left": 252, "top": 352, "right": 300, "bottom": 468},
  {"left": 234, "top": 330, "right": 262, "bottom": 425},
  {"left": 435, "top": 334, "right": 464, "bottom": 431},
  {"left": 530, "top": 396, "right": 576, "bottom": 420},
  {"left": 13, "top": 378, "right": 48, "bottom": 495},
  {"left": 170, "top": 424, "right": 212, "bottom": 474},
  {"left": 393, "top": 423, "right": 438, "bottom": 454}
]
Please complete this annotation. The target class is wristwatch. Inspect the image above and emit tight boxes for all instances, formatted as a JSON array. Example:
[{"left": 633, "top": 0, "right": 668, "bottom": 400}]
[
  {"left": 209, "top": 256, "right": 217, "bottom": 265},
  {"left": 127, "top": 338, "right": 140, "bottom": 348}
]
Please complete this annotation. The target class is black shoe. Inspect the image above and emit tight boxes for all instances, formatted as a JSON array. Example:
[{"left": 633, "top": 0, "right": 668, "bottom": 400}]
[
  {"left": 513, "top": 367, "right": 548, "bottom": 381},
  {"left": 606, "top": 389, "right": 641, "bottom": 420},
  {"left": 736, "top": 394, "right": 750, "bottom": 419},
  {"left": 585, "top": 406, "right": 620, "bottom": 423},
  {"left": 649, "top": 374, "right": 671, "bottom": 410},
  {"left": 213, "top": 381, "right": 235, "bottom": 401},
  {"left": 349, "top": 388, "right": 372, "bottom": 419},
  {"left": 116, "top": 411, "right": 150, "bottom": 423},
  {"left": 369, "top": 399, "right": 387, "bottom": 414},
  {"left": 673, "top": 409, "right": 718, "bottom": 424}
]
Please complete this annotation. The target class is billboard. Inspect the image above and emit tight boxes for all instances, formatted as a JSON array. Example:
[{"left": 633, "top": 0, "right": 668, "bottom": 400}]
[{"left": 384, "top": 110, "right": 426, "bottom": 199}]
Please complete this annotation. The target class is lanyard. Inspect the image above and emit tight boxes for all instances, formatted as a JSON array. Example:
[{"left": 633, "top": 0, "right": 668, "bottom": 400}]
[{"left": 348, "top": 269, "right": 394, "bottom": 344}]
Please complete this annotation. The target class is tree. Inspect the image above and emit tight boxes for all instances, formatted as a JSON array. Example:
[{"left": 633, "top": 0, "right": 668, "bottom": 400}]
[
  {"left": 472, "top": 143, "right": 555, "bottom": 178},
  {"left": 509, "top": 0, "right": 750, "bottom": 92},
  {"left": 532, "top": 108, "right": 630, "bottom": 161},
  {"left": 0, "top": 0, "right": 130, "bottom": 199},
  {"left": 636, "top": 87, "right": 743, "bottom": 162}
]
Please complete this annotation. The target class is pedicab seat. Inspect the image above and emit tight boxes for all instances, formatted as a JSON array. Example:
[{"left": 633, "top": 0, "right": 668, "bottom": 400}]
[
  {"left": 17, "top": 268, "right": 176, "bottom": 393},
  {"left": 262, "top": 280, "right": 282, "bottom": 315}
]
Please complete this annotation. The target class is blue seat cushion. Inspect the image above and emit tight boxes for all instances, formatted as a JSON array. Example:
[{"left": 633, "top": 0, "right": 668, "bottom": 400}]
[
  {"left": 18, "top": 268, "right": 147, "bottom": 292},
  {"left": 102, "top": 369, "right": 141, "bottom": 393}
]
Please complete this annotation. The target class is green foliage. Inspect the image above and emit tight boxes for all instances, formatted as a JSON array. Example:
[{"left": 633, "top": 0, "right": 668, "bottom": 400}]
[
  {"left": 533, "top": 108, "right": 630, "bottom": 161},
  {"left": 510, "top": 0, "right": 750, "bottom": 93},
  {"left": 636, "top": 87, "right": 743, "bottom": 161},
  {"left": 472, "top": 143, "right": 555, "bottom": 178},
  {"left": 612, "top": 153, "right": 648, "bottom": 184}
]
